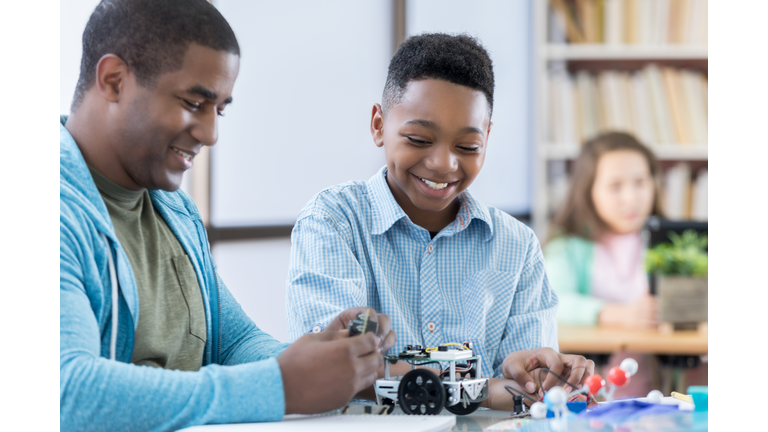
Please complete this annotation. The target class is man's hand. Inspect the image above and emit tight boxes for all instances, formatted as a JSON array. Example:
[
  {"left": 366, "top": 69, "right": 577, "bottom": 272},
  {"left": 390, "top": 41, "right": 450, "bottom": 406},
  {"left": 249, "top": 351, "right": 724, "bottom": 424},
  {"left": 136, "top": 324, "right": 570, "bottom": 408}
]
[
  {"left": 277, "top": 330, "right": 382, "bottom": 414},
  {"left": 325, "top": 307, "right": 397, "bottom": 354},
  {"left": 501, "top": 348, "right": 595, "bottom": 397}
]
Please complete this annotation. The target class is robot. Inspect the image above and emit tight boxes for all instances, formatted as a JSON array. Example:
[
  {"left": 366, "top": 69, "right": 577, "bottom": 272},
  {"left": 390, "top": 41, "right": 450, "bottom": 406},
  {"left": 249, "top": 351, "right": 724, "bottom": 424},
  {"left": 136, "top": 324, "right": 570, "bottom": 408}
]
[{"left": 373, "top": 343, "right": 490, "bottom": 415}]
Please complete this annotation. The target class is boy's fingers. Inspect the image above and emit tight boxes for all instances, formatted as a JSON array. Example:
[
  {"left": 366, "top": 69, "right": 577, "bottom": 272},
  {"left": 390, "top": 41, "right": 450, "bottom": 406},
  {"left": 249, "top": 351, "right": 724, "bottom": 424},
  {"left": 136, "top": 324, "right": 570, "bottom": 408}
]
[
  {"left": 503, "top": 356, "right": 538, "bottom": 394},
  {"left": 563, "top": 355, "right": 587, "bottom": 389},
  {"left": 538, "top": 350, "right": 566, "bottom": 391}
]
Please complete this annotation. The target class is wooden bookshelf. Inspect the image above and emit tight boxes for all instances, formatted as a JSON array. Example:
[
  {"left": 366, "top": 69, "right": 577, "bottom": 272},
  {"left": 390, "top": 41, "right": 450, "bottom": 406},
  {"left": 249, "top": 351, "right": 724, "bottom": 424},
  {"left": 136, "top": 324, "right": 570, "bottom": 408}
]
[
  {"left": 532, "top": 0, "right": 709, "bottom": 236},
  {"left": 544, "top": 44, "right": 708, "bottom": 60}
]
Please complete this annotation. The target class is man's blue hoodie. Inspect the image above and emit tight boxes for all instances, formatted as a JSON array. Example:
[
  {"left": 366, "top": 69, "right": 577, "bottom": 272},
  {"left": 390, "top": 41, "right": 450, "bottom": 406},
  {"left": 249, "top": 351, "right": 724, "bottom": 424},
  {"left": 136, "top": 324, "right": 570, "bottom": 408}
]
[{"left": 59, "top": 116, "right": 289, "bottom": 431}]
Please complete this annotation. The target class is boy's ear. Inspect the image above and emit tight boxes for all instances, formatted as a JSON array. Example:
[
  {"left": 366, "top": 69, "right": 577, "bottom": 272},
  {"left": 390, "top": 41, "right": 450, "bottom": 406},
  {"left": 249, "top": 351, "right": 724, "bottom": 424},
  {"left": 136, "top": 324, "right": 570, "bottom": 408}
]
[
  {"left": 370, "top": 103, "right": 385, "bottom": 148},
  {"left": 94, "top": 54, "right": 129, "bottom": 104}
]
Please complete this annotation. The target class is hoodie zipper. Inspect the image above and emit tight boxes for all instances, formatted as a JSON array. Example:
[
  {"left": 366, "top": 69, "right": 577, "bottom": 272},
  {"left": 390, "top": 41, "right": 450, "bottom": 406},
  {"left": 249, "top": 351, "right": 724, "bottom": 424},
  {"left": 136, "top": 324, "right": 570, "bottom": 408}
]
[{"left": 199, "top": 223, "right": 220, "bottom": 364}]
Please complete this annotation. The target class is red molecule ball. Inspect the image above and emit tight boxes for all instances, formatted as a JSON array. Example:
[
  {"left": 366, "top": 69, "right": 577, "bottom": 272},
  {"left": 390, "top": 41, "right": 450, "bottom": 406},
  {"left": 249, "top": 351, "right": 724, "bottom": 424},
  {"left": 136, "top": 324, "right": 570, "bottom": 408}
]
[
  {"left": 584, "top": 374, "right": 605, "bottom": 395},
  {"left": 608, "top": 366, "right": 629, "bottom": 387}
]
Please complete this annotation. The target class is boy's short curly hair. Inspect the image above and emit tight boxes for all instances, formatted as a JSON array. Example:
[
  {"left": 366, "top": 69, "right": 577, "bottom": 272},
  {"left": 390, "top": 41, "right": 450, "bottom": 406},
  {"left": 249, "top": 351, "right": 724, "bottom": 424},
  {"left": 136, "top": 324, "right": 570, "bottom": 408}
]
[
  {"left": 382, "top": 33, "right": 495, "bottom": 117},
  {"left": 71, "top": 0, "right": 239, "bottom": 112}
]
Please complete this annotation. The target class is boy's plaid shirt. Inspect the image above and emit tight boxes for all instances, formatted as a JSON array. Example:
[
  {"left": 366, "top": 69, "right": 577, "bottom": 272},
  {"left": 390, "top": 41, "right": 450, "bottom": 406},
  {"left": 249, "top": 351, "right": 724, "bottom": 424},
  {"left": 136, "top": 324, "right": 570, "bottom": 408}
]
[{"left": 286, "top": 166, "right": 559, "bottom": 377}]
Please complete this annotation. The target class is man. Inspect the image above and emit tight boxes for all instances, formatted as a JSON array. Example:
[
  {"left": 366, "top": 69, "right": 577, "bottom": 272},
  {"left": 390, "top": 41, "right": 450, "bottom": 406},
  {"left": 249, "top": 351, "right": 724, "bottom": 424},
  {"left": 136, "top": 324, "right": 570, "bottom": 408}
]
[{"left": 60, "top": 1, "right": 394, "bottom": 430}]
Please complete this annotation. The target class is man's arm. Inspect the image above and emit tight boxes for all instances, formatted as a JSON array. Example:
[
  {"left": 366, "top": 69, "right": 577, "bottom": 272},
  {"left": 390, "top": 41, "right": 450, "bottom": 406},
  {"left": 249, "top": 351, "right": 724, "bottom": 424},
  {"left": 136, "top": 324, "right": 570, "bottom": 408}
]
[
  {"left": 60, "top": 219, "right": 285, "bottom": 432},
  {"left": 286, "top": 213, "right": 368, "bottom": 340}
]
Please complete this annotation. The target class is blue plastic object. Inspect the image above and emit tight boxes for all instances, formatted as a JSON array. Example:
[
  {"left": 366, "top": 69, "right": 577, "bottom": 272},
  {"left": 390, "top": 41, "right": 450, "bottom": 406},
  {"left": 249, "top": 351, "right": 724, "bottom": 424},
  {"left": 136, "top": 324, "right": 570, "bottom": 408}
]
[
  {"left": 687, "top": 385, "right": 708, "bottom": 412},
  {"left": 545, "top": 401, "right": 587, "bottom": 418}
]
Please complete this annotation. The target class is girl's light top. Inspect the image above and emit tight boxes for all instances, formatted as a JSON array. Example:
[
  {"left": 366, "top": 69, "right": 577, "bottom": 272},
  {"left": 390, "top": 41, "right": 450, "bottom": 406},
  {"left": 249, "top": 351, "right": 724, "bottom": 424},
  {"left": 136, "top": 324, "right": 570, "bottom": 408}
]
[{"left": 544, "top": 233, "right": 648, "bottom": 325}]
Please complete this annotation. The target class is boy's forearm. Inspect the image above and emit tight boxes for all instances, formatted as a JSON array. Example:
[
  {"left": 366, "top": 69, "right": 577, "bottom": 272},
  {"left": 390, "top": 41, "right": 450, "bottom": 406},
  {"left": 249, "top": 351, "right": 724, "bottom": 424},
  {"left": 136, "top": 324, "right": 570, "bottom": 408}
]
[{"left": 480, "top": 378, "right": 537, "bottom": 411}]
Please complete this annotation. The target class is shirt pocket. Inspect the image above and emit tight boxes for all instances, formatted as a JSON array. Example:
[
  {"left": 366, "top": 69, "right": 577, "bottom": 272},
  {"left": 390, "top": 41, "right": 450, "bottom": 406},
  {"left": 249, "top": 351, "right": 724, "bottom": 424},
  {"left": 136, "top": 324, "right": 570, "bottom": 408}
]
[{"left": 172, "top": 255, "right": 207, "bottom": 343}]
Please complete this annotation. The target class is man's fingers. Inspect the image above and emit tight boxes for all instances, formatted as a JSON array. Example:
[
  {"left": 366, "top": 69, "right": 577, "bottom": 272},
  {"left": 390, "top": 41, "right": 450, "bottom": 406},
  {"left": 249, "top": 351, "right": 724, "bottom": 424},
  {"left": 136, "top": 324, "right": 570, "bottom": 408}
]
[
  {"left": 327, "top": 307, "right": 371, "bottom": 332},
  {"left": 347, "top": 332, "right": 379, "bottom": 357},
  {"left": 381, "top": 330, "right": 397, "bottom": 353},
  {"left": 377, "top": 313, "right": 392, "bottom": 337}
]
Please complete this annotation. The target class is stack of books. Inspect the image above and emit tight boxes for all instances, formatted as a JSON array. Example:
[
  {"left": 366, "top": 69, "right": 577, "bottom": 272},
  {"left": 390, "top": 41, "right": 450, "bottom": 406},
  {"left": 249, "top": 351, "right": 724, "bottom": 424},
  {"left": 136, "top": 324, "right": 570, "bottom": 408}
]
[
  {"left": 547, "top": 64, "right": 708, "bottom": 147},
  {"left": 549, "top": 0, "right": 708, "bottom": 45}
]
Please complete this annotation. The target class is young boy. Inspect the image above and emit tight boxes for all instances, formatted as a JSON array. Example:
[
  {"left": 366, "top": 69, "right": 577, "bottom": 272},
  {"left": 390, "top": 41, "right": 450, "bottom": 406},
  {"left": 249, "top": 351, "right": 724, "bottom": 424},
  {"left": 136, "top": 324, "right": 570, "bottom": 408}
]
[{"left": 286, "top": 33, "right": 594, "bottom": 410}]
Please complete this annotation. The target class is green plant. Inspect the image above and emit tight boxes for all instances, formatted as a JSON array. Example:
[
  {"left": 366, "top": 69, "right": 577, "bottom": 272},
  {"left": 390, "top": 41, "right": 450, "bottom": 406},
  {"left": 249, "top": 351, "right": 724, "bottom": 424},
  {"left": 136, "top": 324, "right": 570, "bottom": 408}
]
[{"left": 645, "top": 230, "right": 708, "bottom": 277}]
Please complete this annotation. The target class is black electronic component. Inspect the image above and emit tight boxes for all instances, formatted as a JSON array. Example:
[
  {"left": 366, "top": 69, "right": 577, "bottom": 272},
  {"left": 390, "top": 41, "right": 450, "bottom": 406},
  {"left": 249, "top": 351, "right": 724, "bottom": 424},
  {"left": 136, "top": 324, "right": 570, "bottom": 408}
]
[
  {"left": 347, "top": 309, "right": 379, "bottom": 337},
  {"left": 512, "top": 395, "right": 524, "bottom": 415}
]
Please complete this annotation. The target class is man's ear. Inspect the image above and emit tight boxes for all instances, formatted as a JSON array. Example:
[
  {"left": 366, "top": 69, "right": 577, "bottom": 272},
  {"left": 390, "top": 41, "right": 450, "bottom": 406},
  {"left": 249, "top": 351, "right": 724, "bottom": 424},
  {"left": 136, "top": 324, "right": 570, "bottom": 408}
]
[
  {"left": 94, "top": 54, "right": 129, "bottom": 103},
  {"left": 370, "top": 103, "right": 385, "bottom": 148},
  {"left": 486, "top": 120, "right": 493, "bottom": 141}
]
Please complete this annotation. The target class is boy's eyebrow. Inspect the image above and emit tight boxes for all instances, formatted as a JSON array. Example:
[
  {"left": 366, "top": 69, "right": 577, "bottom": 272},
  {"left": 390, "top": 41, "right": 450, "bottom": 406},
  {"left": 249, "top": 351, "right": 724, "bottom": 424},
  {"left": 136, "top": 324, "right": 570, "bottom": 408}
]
[
  {"left": 405, "top": 119, "right": 440, "bottom": 130},
  {"left": 404, "top": 120, "right": 484, "bottom": 136},
  {"left": 457, "top": 126, "right": 485, "bottom": 137},
  {"left": 186, "top": 85, "right": 234, "bottom": 104}
]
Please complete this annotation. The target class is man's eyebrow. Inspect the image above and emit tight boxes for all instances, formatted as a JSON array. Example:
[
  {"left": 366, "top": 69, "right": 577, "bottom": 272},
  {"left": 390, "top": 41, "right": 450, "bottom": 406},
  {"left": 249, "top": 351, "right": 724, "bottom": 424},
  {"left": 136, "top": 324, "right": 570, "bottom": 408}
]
[{"left": 186, "top": 85, "right": 233, "bottom": 104}]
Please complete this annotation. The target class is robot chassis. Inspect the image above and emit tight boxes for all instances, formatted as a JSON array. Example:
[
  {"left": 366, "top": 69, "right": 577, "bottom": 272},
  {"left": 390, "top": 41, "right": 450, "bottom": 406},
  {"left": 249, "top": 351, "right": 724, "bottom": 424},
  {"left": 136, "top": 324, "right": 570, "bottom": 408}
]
[{"left": 374, "top": 344, "right": 490, "bottom": 415}]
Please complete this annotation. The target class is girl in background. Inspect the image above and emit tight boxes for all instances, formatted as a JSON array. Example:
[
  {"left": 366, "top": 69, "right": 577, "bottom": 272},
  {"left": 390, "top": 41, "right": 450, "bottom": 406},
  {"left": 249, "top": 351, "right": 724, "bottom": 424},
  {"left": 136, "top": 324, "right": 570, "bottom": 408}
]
[{"left": 544, "top": 132, "right": 662, "bottom": 397}]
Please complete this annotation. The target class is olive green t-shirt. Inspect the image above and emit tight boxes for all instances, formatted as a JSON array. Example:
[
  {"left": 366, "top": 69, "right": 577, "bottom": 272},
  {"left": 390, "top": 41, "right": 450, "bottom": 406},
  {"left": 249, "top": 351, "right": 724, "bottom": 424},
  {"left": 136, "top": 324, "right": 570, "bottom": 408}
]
[{"left": 89, "top": 166, "right": 206, "bottom": 371}]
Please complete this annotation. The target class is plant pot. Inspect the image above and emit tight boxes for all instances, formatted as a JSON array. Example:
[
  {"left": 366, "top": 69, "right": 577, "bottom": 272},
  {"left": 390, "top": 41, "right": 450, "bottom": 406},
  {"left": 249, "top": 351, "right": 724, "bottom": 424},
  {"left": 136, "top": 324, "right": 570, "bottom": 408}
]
[{"left": 656, "top": 275, "right": 708, "bottom": 324}]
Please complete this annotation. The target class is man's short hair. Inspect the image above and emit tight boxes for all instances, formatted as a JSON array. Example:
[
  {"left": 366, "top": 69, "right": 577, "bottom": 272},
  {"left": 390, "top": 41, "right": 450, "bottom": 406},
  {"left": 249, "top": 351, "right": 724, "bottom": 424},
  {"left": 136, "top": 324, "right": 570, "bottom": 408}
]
[
  {"left": 382, "top": 33, "right": 495, "bottom": 117},
  {"left": 72, "top": 0, "right": 239, "bottom": 111}
]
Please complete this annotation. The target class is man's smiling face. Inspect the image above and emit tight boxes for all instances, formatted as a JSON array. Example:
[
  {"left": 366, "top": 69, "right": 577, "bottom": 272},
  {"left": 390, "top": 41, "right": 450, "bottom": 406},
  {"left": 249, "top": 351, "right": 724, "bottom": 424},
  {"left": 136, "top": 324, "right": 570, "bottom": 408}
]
[
  {"left": 373, "top": 79, "right": 491, "bottom": 221},
  {"left": 115, "top": 43, "right": 239, "bottom": 191}
]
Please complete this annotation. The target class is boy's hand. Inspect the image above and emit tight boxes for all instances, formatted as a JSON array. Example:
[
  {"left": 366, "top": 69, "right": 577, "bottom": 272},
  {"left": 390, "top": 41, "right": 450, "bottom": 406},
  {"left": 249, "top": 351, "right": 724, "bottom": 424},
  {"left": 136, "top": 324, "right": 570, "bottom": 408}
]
[
  {"left": 326, "top": 307, "right": 397, "bottom": 354},
  {"left": 501, "top": 348, "right": 595, "bottom": 396},
  {"left": 277, "top": 330, "right": 383, "bottom": 414}
]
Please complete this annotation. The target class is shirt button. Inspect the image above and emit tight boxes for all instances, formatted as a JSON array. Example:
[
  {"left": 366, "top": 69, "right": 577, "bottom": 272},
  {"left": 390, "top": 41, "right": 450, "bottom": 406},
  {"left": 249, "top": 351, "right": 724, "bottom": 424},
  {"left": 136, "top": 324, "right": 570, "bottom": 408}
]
[
  {"left": 428, "top": 245, "right": 433, "bottom": 253},
  {"left": 427, "top": 321, "right": 436, "bottom": 333}
]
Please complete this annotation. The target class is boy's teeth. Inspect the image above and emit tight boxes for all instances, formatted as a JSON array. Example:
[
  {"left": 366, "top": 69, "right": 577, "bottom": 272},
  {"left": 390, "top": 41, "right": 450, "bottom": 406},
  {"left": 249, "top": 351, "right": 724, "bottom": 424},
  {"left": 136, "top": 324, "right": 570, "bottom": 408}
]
[
  {"left": 420, "top": 177, "right": 449, "bottom": 190},
  {"left": 172, "top": 147, "right": 193, "bottom": 161}
]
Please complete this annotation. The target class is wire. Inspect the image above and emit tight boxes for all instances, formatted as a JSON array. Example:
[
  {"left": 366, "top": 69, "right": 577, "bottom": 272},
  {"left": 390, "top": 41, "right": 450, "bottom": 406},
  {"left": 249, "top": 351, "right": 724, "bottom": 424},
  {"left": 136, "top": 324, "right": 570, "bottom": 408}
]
[
  {"left": 504, "top": 385, "right": 538, "bottom": 404},
  {"left": 425, "top": 342, "right": 469, "bottom": 353},
  {"left": 537, "top": 366, "right": 588, "bottom": 391}
]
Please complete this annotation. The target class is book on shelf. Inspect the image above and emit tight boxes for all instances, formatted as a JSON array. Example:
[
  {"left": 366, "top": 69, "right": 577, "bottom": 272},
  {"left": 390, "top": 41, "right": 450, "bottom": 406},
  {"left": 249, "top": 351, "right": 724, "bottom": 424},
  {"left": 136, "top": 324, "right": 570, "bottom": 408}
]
[
  {"left": 663, "top": 164, "right": 707, "bottom": 221},
  {"left": 547, "top": 162, "right": 707, "bottom": 222},
  {"left": 549, "top": 0, "right": 707, "bottom": 45},
  {"left": 547, "top": 64, "right": 708, "bottom": 147}
]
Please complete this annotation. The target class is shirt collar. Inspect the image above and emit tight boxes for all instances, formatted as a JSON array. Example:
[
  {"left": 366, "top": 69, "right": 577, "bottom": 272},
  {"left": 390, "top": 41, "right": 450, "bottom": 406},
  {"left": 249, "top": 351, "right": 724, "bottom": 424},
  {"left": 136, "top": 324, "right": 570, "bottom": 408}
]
[
  {"left": 366, "top": 166, "right": 494, "bottom": 240},
  {"left": 367, "top": 166, "right": 409, "bottom": 235}
]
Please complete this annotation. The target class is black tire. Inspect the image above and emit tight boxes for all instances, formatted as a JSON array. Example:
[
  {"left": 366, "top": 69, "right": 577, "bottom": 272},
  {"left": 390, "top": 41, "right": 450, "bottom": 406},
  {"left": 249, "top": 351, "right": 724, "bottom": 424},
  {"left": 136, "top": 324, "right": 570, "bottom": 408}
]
[
  {"left": 444, "top": 401, "right": 481, "bottom": 415},
  {"left": 398, "top": 369, "right": 446, "bottom": 415}
]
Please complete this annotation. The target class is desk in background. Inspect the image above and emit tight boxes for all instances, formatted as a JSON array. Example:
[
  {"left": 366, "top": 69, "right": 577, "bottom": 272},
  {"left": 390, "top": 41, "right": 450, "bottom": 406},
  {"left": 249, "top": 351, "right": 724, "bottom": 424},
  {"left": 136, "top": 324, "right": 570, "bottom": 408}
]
[
  {"left": 558, "top": 326, "right": 708, "bottom": 355},
  {"left": 558, "top": 325, "right": 708, "bottom": 395}
]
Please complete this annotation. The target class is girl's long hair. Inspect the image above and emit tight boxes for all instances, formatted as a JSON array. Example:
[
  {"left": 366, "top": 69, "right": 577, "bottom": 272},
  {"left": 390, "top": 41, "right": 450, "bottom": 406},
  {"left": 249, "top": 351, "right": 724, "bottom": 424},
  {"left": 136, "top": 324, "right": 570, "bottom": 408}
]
[{"left": 547, "top": 132, "right": 664, "bottom": 243}]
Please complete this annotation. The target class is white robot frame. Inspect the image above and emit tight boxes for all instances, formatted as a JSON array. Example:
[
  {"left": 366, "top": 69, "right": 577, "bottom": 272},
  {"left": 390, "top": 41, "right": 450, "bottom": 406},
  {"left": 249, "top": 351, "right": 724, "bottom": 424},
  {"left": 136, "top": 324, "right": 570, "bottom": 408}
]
[{"left": 374, "top": 346, "right": 490, "bottom": 415}]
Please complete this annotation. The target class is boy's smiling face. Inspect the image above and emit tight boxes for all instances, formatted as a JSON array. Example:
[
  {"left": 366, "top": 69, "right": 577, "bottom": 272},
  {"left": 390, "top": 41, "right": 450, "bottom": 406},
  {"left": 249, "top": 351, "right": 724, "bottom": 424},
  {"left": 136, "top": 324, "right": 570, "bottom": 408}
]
[{"left": 371, "top": 79, "right": 492, "bottom": 231}]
